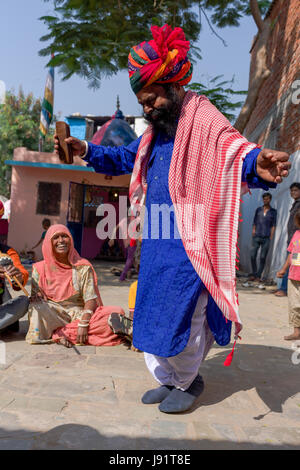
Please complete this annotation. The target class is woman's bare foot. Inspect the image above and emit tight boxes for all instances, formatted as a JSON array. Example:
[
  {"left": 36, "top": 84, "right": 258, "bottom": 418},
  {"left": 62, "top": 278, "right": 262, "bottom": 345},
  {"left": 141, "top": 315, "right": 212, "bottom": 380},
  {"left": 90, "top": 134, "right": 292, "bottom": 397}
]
[
  {"left": 284, "top": 333, "right": 300, "bottom": 341},
  {"left": 56, "top": 337, "right": 73, "bottom": 348}
]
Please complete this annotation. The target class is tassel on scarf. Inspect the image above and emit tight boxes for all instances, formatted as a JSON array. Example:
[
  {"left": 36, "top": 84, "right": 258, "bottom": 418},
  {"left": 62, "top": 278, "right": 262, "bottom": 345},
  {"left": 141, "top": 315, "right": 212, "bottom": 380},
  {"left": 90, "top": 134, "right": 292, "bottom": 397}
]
[{"left": 224, "top": 335, "right": 241, "bottom": 366}]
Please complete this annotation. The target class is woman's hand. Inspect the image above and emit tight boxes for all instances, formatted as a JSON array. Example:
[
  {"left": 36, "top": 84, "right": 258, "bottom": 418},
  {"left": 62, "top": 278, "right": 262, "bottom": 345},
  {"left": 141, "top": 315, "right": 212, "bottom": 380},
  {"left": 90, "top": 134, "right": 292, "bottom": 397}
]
[
  {"left": 76, "top": 326, "right": 89, "bottom": 345},
  {"left": 75, "top": 302, "right": 95, "bottom": 344},
  {"left": 29, "top": 291, "right": 45, "bottom": 303},
  {"left": 30, "top": 293, "right": 42, "bottom": 303},
  {"left": 29, "top": 286, "right": 48, "bottom": 303},
  {"left": 277, "top": 269, "right": 286, "bottom": 278}
]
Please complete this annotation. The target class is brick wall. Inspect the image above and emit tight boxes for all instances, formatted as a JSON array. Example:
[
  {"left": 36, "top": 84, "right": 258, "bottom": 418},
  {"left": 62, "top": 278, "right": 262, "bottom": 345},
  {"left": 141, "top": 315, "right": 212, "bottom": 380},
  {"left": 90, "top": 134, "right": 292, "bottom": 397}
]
[{"left": 244, "top": 0, "right": 300, "bottom": 155}]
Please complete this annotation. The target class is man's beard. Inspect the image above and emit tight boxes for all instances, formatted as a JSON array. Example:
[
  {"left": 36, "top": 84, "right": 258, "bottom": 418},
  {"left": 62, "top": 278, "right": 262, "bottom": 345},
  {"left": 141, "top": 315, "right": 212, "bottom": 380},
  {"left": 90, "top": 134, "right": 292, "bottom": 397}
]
[{"left": 143, "top": 86, "right": 182, "bottom": 138}]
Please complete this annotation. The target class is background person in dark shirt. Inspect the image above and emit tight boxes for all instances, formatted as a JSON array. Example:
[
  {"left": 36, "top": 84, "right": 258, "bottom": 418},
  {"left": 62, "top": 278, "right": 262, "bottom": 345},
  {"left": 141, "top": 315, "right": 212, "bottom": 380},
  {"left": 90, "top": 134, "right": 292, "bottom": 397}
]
[
  {"left": 275, "top": 182, "right": 300, "bottom": 297},
  {"left": 249, "top": 192, "right": 277, "bottom": 281},
  {"left": 31, "top": 218, "right": 51, "bottom": 251}
]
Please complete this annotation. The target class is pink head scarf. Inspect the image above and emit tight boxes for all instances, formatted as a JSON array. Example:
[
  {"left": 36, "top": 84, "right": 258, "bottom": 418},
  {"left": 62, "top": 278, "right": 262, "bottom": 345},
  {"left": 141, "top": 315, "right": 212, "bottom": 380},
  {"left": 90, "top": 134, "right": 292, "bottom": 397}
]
[{"left": 34, "top": 224, "right": 101, "bottom": 304}]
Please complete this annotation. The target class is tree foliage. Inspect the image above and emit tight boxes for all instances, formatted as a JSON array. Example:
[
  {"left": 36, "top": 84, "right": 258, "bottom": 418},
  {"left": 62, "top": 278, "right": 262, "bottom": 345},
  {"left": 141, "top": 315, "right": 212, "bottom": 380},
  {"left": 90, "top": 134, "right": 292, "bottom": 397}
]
[
  {"left": 0, "top": 90, "right": 56, "bottom": 196},
  {"left": 187, "top": 75, "right": 247, "bottom": 122},
  {"left": 202, "top": 0, "right": 271, "bottom": 28},
  {"left": 40, "top": 0, "right": 272, "bottom": 88}
]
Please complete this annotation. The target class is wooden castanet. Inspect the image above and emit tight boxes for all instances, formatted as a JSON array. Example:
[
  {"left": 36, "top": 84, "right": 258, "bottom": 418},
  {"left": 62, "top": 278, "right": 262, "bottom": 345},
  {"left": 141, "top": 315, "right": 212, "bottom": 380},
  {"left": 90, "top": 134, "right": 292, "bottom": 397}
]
[
  {"left": 0, "top": 254, "right": 29, "bottom": 297},
  {"left": 4, "top": 273, "right": 29, "bottom": 297},
  {"left": 55, "top": 121, "right": 74, "bottom": 164}
]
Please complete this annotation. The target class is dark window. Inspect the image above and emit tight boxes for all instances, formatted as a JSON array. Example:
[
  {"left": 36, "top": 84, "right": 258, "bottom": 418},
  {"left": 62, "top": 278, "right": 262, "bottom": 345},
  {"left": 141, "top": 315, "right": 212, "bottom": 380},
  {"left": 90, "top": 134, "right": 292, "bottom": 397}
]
[
  {"left": 108, "top": 188, "right": 119, "bottom": 203},
  {"left": 36, "top": 182, "right": 61, "bottom": 216}
]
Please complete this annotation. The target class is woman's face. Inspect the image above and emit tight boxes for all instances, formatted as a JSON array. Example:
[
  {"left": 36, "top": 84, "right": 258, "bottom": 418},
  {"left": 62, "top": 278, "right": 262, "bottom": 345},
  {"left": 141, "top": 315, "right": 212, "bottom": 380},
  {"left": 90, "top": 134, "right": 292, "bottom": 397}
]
[{"left": 51, "top": 232, "right": 71, "bottom": 256}]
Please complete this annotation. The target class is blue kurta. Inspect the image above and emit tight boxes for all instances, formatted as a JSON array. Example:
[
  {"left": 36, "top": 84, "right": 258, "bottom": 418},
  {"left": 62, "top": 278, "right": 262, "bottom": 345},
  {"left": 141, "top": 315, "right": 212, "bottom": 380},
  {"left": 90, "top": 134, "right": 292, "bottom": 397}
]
[{"left": 84, "top": 134, "right": 274, "bottom": 357}]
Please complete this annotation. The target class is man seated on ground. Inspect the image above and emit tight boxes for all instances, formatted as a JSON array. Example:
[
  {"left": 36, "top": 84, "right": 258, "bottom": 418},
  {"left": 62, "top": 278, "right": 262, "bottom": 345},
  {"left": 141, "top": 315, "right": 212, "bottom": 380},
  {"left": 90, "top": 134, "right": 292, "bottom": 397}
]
[{"left": 0, "top": 202, "right": 30, "bottom": 333}]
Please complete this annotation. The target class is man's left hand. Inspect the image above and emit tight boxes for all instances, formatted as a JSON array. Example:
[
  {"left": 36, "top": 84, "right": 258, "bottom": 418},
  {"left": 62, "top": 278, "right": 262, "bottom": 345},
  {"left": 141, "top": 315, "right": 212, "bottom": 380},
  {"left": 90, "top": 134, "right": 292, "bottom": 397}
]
[{"left": 256, "top": 148, "right": 291, "bottom": 184}]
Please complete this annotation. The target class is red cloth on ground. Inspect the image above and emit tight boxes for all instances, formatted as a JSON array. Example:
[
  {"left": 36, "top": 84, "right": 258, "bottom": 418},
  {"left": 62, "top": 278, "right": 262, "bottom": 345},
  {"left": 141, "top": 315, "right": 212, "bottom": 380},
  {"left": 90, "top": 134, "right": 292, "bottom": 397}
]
[{"left": 52, "top": 305, "right": 125, "bottom": 346}]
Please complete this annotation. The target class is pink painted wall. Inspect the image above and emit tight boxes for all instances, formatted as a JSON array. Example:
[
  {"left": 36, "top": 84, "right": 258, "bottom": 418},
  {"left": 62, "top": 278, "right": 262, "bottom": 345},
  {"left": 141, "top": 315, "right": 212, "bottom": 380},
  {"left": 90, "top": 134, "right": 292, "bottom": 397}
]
[
  {"left": 8, "top": 147, "right": 130, "bottom": 259},
  {"left": 81, "top": 227, "right": 102, "bottom": 259}
]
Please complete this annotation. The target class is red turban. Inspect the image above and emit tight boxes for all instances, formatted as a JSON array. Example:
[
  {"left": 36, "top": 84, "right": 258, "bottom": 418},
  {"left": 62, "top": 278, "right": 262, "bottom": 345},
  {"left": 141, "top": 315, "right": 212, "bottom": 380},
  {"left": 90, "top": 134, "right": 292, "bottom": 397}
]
[{"left": 128, "top": 24, "right": 193, "bottom": 94}]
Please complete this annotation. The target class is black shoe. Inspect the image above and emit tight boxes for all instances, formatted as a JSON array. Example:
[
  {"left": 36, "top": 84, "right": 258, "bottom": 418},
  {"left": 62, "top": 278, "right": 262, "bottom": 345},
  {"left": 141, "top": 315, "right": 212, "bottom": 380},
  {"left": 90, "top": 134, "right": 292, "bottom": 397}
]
[
  {"left": 159, "top": 375, "right": 205, "bottom": 413},
  {"left": 142, "top": 385, "right": 174, "bottom": 404}
]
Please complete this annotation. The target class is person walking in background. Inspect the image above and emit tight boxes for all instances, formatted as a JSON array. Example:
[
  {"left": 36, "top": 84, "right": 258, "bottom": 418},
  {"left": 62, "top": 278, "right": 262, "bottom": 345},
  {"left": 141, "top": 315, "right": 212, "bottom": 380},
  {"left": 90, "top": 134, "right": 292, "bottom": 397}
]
[
  {"left": 31, "top": 218, "right": 51, "bottom": 251},
  {"left": 249, "top": 193, "right": 277, "bottom": 282},
  {"left": 119, "top": 238, "right": 137, "bottom": 281},
  {"left": 277, "top": 210, "right": 300, "bottom": 340},
  {"left": 276, "top": 183, "right": 300, "bottom": 297}
]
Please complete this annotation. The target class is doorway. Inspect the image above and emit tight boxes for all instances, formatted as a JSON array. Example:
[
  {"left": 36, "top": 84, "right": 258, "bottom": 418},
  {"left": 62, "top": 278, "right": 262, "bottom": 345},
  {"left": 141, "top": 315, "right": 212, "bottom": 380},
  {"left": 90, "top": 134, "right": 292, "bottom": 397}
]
[{"left": 67, "top": 182, "right": 128, "bottom": 259}]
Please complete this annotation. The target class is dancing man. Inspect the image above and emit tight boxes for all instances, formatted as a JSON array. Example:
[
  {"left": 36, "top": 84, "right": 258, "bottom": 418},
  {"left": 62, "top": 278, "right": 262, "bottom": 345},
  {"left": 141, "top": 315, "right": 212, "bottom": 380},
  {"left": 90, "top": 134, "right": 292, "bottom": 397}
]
[{"left": 54, "top": 25, "right": 290, "bottom": 413}]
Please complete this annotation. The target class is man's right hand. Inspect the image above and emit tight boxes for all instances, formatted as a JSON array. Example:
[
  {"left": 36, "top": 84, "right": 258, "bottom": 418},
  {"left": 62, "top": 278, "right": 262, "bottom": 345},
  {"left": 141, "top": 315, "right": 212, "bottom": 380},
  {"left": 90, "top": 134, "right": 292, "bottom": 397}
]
[
  {"left": 0, "top": 266, "right": 6, "bottom": 280},
  {"left": 54, "top": 134, "right": 87, "bottom": 158}
]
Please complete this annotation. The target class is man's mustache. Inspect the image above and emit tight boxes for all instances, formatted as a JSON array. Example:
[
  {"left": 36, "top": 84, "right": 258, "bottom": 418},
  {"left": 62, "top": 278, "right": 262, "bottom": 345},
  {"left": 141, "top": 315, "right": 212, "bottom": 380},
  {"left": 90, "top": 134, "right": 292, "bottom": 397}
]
[{"left": 143, "top": 106, "right": 169, "bottom": 122}]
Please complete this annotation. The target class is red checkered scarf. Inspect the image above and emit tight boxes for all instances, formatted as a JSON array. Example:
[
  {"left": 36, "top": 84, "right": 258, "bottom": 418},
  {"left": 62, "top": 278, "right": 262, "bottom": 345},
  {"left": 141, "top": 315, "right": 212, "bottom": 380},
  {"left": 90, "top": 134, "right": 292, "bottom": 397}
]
[{"left": 129, "top": 91, "right": 258, "bottom": 324}]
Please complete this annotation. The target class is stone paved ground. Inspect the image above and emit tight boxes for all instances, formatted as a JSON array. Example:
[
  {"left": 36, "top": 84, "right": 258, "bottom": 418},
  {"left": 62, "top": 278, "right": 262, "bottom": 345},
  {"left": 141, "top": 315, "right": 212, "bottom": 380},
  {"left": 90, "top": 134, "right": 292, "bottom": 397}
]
[{"left": 0, "top": 263, "right": 299, "bottom": 450}]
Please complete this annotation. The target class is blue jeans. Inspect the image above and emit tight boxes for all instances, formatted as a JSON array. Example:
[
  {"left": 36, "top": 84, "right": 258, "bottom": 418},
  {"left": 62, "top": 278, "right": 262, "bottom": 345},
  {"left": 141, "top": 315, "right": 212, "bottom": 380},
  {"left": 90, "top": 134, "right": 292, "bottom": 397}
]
[
  {"left": 0, "top": 295, "right": 29, "bottom": 331},
  {"left": 277, "top": 251, "right": 289, "bottom": 293},
  {"left": 250, "top": 236, "right": 271, "bottom": 279}
]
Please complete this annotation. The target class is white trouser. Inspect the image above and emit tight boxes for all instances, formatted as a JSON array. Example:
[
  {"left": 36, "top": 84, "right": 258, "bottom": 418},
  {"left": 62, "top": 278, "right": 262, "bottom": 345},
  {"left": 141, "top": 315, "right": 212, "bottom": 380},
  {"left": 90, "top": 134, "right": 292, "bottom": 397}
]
[{"left": 144, "top": 290, "right": 214, "bottom": 390}]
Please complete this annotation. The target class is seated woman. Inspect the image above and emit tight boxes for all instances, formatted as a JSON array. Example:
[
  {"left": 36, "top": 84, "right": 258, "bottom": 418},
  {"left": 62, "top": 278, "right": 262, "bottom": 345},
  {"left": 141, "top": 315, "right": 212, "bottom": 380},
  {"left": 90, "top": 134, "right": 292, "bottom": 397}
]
[{"left": 26, "top": 224, "right": 124, "bottom": 347}]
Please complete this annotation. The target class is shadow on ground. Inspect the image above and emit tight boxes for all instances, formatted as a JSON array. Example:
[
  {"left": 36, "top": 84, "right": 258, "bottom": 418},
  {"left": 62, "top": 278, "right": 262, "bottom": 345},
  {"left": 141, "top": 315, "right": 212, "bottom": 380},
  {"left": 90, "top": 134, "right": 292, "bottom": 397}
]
[
  {"left": 0, "top": 332, "right": 299, "bottom": 417},
  {"left": 0, "top": 423, "right": 299, "bottom": 450},
  {"left": 194, "top": 343, "right": 300, "bottom": 416}
]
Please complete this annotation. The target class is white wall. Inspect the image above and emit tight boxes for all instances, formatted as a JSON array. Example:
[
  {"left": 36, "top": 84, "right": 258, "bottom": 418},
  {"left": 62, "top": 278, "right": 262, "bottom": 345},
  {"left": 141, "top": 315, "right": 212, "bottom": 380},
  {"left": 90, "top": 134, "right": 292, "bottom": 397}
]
[
  {"left": 131, "top": 117, "right": 148, "bottom": 137},
  {"left": 239, "top": 150, "right": 300, "bottom": 279}
]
